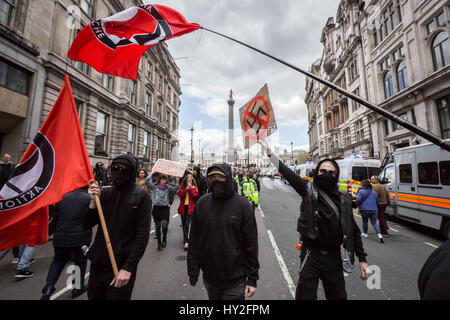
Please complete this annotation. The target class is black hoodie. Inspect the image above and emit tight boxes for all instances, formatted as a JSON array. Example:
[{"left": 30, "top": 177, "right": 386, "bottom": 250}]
[
  {"left": 83, "top": 155, "right": 151, "bottom": 274},
  {"left": 187, "top": 163, "right": 259, "bottom": 288},
  {"left": 193, "top": 166, "right": 207, "bottom": 200}
]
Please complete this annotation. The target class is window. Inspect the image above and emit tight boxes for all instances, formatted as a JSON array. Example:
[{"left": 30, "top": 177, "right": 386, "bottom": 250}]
[
  {"left": 437, "top": 95, "right": 450, "bottom": 139},
  {"left": 95, "top": 111, "right": 108, "bottom": 156},
  {"left": 437, "top": 12, "right": 446, "bottom": 27},
  {"left": 399, "top": 164, "right": 412, "bottom": 183},
  {"left": 145, "top": 93, "right": 151, "bottom": 115},
  {"left": 143, "top": 131, "right": 150, "bottom": 160},
  {"left": 352, "top": 167, "right": 369, "bottom": 181},
  {"left": 392, "top": 113, "right": 407, "bottom": 131},
  {"left": 172, "top": 115, "right": 177, "bottom": 132},
  {"left": 80, "top": 0, "right": 93, "bottom": 16},
  {"left": 343, "top": 127, "right": 351, "bottom": 146},
  {"left": 378, "top": 1, "right": 401, "bottom": 42},
  {"left": 397, "top": 60, "right": 409, "bottom": 91},
  {"left": 127, "top": 124, "right": 135, "bottom": 154},
  {"left": 166, "top": 110, "right": 170, "bottom": 126},
  {"left": 384, "top": 71, "right": 394, "bottom": 99},
  {"left": 343, "top": 103, "right": 349, "bottom": 121},
  {"left": 440, "top": 161, "right": 450, "bottom": 185},
  {"left": 383, "top": 165, "right": 395, "bottom": 184},
  {"left": 418, "top": 162, "right": 439, "bottom": 185},
  {"left": 432, "top": 31, "right": 449, "bottom": 71},
  {"left": 0, "top": 0, "right": 15, "bottom": 26},
  {"left": 157, "top": 102, "right": 162, "bottom": 122},
  {"left": 147, "top": 61, "right": 153, "bottom": 80},
  {"left": 383, "top": 120, "right": 389, "bottom": 136},
  {"left": 427, "top": 20, "right": 436, "bottom": 34},
  {"left": 103, "top": 74, "right": 113, "bottom": 90},
  {"left": 318, "top": 121, "right": 323, "bottom": 136},
  {"left": 158, "top": 74, "right": 163, "bottom": 91},
  {"left": 352, "top": 87, "right": 360, "bottom": 111},
  {"left": 130, "top": 80, "right": 137, "bottom": 105},
  {"left": 355, "top": 120, "right": 364, "bottom": 142},
  {"left": 0, "top": 59, "right": 30, "bottom": 95},
  {"left": 373, "top": 27, "right": 379, "bottom": 47}
]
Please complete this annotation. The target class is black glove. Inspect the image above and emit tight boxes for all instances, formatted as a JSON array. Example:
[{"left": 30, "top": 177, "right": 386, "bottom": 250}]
[{"left": 189, "top": 277, "right": 198, "bottom": 286}]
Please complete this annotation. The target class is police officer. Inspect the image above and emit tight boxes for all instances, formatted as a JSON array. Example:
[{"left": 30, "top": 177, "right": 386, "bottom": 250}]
[{"left": 241, "top": 173, "right": 259, "bottom": 214}]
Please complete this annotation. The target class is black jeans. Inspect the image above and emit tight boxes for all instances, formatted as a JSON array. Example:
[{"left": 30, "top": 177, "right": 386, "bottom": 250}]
[
  {"left": 87, "top": 266, "right": 137, "bottom": 300},
  {"left": 181, "top": 207, "right": 192, "bottom": 244},
  {"left": 43, "top": 246, "right": 87, "bottom": 292},
  {"left": 295, "top": 247, "right": 347, "bottom": 300},
  {"left": 204, "top": 280, "right": 246, "bottom": 300}
]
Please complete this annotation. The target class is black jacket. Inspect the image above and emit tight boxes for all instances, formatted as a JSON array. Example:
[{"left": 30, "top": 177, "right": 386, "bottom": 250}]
[
  {"left": 187, "top": 163, "right": 259, "bottom": 288},
  {"left": 83, "top": 155, "right": 152, "bottom": 274},
  {"left": 269, "top": 155, "right": 367, "bottom": 263},
  {"left": 51, "top": 189, "right": 92, "bottom": 247},
  {"left": 193, "top": 167, "right": 207, "bottom": 200},
  {"left": 418, "top": 239, "right": 450, "bottom": 299}
]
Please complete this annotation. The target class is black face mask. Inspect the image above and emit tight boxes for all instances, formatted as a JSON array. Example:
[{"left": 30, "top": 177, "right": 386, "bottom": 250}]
[
  {"left": 316, "top": 171, "right": 338, "bottom": 194},
  {"left": 112, "top": 168, "right": 132, "bottom": 188},
  {"left": 211, "top": 180, "right": 227, "bottom": 199}
]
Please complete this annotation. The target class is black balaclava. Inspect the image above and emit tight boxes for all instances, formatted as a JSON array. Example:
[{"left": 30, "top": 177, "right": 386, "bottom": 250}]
[
  {"left": 111, "top": 154, "right": 138, "bottom": 191},
  {"left": 313, "top": 158, "right": 340, "bottom": 196},
  {"left": 207, "top": 163, "right": 235, "bottom": 200}
]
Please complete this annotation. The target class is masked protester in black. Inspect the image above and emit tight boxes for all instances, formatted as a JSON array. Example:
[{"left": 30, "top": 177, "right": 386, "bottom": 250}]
[
  {"left": 260, "top": 141, "right": 369, "bottom": 300},
  {"left": 84, "top": 155, "right": 151, "bottom": 300},
  {"left": 187, "top": 163, "right": 259, "bottom": 300},
  {"left": 193, "top": 166, "right": 207, "bottom": 200}
]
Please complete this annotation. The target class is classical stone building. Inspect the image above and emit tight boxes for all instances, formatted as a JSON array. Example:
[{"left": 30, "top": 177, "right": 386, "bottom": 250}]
[
  {"left": 0, "top": 0, "right": 181, "bottom": 169},
  {"left": 307, "top": 0, "right": 450, "bottom": 162}
]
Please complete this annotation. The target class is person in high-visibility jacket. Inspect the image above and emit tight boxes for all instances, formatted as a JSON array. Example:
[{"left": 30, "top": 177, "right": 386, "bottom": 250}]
[{"left": 241, "top": 174, "right": 259, "bottom": 211}]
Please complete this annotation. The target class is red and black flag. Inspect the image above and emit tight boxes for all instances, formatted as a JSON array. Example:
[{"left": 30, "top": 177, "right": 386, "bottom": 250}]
[
  {"left": 68, "top": 4, "right": 201, "bottom": 80},
  {"left": 0, "top": 75, "right": 94, "bottom": 251}
]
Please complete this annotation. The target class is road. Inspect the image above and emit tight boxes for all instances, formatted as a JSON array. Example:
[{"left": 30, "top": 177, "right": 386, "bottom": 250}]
[{"left": 0, "top": 177, "right": 444, "bottom": 300}]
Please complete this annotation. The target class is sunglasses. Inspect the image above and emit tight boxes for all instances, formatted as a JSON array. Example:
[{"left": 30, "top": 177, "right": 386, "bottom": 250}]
[
  {"left": 319, "top": 169, "right": 337, "bottom": 177},
  {"left": 111, "top": 164, "right": 130, "bottom": 172}
]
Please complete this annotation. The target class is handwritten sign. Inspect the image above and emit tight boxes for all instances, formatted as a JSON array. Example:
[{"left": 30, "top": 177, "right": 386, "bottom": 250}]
[
  {"left": 239, "top": 84, "right": 278, "bottom": 149},
  {"left": 152, "top": 159, "right": 187, "bottom": 177}
]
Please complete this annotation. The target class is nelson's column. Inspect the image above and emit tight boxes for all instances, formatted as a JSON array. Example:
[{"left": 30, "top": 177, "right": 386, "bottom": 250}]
[{"left": 227, "top": 90, "right": 236, "bottom": 163}]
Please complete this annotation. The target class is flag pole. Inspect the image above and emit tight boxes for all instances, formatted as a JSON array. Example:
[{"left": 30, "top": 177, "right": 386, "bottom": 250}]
[
  {"left": 94, "top": 194, "right": 119, "bottom": 278},
  {"left": 201, "top": 27, "right": 450, "bottom": 153}
]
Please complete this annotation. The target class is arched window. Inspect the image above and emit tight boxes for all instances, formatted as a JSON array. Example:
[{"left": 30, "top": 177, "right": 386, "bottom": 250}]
[
  {"left": 384, "top": 71, "right": 394, "bottom": 98},
  {"left": 397, "top": 60, "right": 409, "bottom": 91},
  {"left": 432, "top": 31, "right": 449, "bottom": 70}
]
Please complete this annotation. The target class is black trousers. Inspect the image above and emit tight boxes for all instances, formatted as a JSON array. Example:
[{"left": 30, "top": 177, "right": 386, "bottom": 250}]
[
  {"left": 295, "top": 247, "right": 347, "bottom": 300},
  {"left": 43, "top": 246, "right": 87, "bottom": 292},
  {"left": 204, "top": 280, "right": 246, "bottom": 300},
  {"left": 87, "top": 266, "right": 137, "bottom": 300}
]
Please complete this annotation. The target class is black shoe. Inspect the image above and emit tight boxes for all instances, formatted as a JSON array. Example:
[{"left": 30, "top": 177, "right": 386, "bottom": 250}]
[
  {"left": 379, "top": 237, "right": 384, "bottom": 243},
  {"left": 71, "top": 285, "right": 87, "bottom": 299},
  {"left": 157, "top": 243, "right": 163, "bottom": 251},
  {"left": 162, "top": 238, "right": 167, "bottom": 248},
  {"left": 15, "top": 269, "right": 33, "bottom": 279},
  {"left": 40, "top": 286, "right": 55, "bottom": 300}
]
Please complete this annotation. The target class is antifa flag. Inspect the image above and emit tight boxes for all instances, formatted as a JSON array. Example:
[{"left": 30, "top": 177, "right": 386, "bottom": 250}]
[
  {"left": 0, "top": 75, "right": 94, "bottom": 251},
  {"left": 68, "top": 4, "right": 201, "bottom": 80}
]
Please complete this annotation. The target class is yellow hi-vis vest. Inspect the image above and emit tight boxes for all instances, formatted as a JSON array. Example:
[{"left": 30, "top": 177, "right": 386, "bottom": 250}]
[{"left": 242, "top": 178, "right": 259, "bottom": 206}]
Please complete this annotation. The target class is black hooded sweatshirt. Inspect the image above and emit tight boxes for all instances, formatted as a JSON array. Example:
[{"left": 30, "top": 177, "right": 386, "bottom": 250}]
[
  {"left": 83, "top": 155, "right": 151, "bottom": 274},
  {"left": 269, "top": 154, "right": 364, "bottom": 258},
  {"left": 193, "top": 166, "right": 207, "bottom": 200},
  {"left": 187, "top": 163, "right": 259, "bottom": 289}
]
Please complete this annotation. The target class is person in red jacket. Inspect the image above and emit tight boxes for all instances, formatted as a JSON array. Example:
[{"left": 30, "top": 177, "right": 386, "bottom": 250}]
[{"left": 178, "top": 174, "right": 198, "bottom": 250}]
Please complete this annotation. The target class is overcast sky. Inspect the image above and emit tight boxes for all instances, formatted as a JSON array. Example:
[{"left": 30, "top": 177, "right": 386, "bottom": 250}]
[{"left": 144, "top": 0, "right": 342, "bottom": 157}]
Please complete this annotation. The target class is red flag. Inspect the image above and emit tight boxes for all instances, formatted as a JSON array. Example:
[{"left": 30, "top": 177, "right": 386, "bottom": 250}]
[
  {"left": 0, "top": 75, "right": 94, "bottom": 251},
  {"left": 68, "top": 4, "right": 201, "bottom": 80}
]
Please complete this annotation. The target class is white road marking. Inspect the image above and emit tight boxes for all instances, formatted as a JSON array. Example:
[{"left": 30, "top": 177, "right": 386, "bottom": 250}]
[
  {"left": 267, "top": 230, "right": 296, "bottom": 298},
  {"left": 424, "top": 242, "right": 438, "bottom": 248},
  {"left": 389, "top": 226, "right": 399, "bottom": 232},
  {"left": 259, "top": 207, "right": 265, "bottom": 218},
  {"left": 50, "top": 272, "right": 90, "bottom": 300},
  {"left": 172, "top": 214, "right": 178, "bottom": 219}
]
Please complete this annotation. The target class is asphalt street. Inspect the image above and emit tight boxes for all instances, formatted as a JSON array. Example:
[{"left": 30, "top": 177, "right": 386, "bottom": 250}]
[{"left": 0, "top": 178, "right": 444, "bottom": 300}]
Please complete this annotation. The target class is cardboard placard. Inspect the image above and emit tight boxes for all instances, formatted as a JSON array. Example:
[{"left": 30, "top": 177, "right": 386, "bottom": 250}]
[{"left": 152, "top": 159, "right": 187, "bottom": 177}]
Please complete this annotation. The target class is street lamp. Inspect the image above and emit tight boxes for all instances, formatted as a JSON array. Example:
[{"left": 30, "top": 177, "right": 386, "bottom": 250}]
[
  {"left": 190, "top": 126, "right": 194, "bottom": 166},
  {"left": 291, "top": 141, "right": 294, "bottom": 165}
]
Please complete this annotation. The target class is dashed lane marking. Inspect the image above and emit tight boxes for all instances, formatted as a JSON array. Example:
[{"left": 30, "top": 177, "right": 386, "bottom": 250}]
[
  {"left": 389, "top": 226, "right": 399, "bottom": 232},
  {"left": 424, "top": 242, "right": 438, "bottom": 248},
  {"left": 267, "top": 230, "right": 296, "bottom": 298},
  {"left": 259, "top": 207, "right": 265, "bottom": 218}
]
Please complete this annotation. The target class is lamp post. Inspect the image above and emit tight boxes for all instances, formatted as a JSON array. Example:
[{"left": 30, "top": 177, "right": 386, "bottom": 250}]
[
  {"left": 291, "top": 141, "right": 294, "bottom": 165},
  {"left": 190, "top": 126, "right": 194, "bottom": 166}
]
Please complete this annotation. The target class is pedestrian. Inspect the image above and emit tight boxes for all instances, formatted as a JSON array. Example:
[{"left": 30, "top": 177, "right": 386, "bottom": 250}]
[
  {"left": 177, "top": 174, "right": 198, "bottom": 250},
  {"left": 0, "top": 245, "right": 34, "bottom": 269},
  {"left": 41, "top": 187, "right": 93, "bottom": 300},
  {"left": 259, "top": 140, "right": 369, "bottom": 300},
  {"left": 418, "top": 239, "right": 450, "bottom": 300},
  {"left": 84, "top": 154, "right": 151, "bottom": 300},
  {"left": 357, "top": 179, "right": 384, "bottom": 243},
  {"left": 14, "top": 244, "right": 37, "bottom": 279},
  {"left": 145, "top": 173, "right": 179, "bottom": 251},
  {"left": 168, "top": 175, "right": 177, "bottom": 207},
  {"left": 241, "top": 172, "right": 259, "bottom": 215},
  {"left": 371, "top": 175, "right": 390, "bottom": 236},
  {"left": 136, "top": 169, "right": 152, "bottom": 197},
  {"left": 187, "top": 163, "right": 259, "bottom": 300},
  {"left": 251, "top": 171, "right": 261, "bottom": 194},
  {"left": 0, "top": 153, "right": 15, "bottom": 189},
  {"left": 193, "top": 166, "right": 207, "bottom": 200},
  {"left": 93, "top": 162, "right": 106, "bottom": 188},
  {"left": 102, "top": 172, "right": 113, "bottom": 188}
]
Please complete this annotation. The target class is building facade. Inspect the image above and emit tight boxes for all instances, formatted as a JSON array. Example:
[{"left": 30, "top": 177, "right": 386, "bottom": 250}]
[
  {"left": 307, "top": 0, "right": 450, "bottom": 163},
  {"left": 0, "top": 0, "right": 181, "bottom": 169}
]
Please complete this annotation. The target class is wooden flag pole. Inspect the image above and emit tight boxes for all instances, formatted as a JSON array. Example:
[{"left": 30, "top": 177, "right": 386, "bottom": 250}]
[{"left": 94, "top": 194, "right": 119, "bottom": 279}]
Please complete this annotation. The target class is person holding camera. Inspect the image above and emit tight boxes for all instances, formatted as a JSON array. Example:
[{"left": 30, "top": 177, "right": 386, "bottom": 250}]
[{"left": 260, "top": 140, "right": 369, "bottom": 300}]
